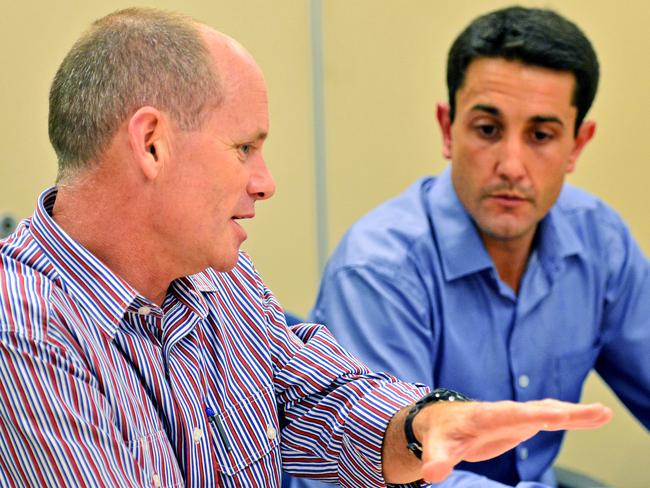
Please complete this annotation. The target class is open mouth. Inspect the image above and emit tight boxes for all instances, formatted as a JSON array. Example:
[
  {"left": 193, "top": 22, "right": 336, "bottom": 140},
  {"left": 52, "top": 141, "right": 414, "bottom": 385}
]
[{"left": 231, "top": 213, "right": 254, "bottom": 222}]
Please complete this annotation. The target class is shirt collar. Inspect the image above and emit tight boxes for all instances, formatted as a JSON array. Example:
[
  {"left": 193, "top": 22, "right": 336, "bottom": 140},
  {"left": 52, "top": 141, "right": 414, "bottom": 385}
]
[
  {"left": 171, "top": 273, "right": 217, "bottom": 319},
  {"left": 535, "top": 188, "right": 585, "bottom": 266},
  {"left": 427, "top": 168, "right": 584, "bottom": 282},
  {"left": 428, "top": 168, "right": 494, "bottom": 281},
  {"left": 30, "top": 187, "right": 139, "bottom": 339}
]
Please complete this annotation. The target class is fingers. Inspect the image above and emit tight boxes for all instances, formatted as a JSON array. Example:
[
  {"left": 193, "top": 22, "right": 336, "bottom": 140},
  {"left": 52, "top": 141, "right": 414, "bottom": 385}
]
[
  {"left": 523, "top": 400, "right": 613, "bottom": 430},
  {"left": 468, "top": 399, "right": 612, "bottom": 432},
  {"left": 530, "top": 400, "right": 613, "bottom": 431},
  {"left": 416, "top": 399, "right": 612, "bottom": 482}
]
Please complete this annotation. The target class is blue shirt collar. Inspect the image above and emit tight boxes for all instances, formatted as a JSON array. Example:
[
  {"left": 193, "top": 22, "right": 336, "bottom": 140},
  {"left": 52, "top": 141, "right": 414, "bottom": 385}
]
[{"left": 427, "top": 168, "right": 584, "bottom": 282}]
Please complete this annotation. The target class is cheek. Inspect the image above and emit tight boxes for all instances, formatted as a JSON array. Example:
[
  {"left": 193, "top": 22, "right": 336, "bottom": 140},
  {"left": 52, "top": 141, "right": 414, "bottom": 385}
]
[
  {"left": 453, "top": 147, "right": 493, "bottom": 190},
  {"left": 451, "top": 162, "right": 480, "bottom": 211},
  {"left": 540, "top": 175, "right": 566, "bottom": 204}
]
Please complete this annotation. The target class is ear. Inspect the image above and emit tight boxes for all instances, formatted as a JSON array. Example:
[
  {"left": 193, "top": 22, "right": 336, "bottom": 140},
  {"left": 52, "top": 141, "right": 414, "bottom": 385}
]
[
  {"left": 436, "top": 102, "right": 453, "bottom": 160},
  {"left": 566, "top": 120, "right": 596, "bottom": 174},
  {"left": 127, "top": 107, "right": 169, "bottom": 181}
]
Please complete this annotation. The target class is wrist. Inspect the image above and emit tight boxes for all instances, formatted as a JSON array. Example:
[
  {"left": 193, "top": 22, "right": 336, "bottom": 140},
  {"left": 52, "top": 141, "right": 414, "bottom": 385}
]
[{"left": 404, "top": 388, "right": 472, "bottom": 459}]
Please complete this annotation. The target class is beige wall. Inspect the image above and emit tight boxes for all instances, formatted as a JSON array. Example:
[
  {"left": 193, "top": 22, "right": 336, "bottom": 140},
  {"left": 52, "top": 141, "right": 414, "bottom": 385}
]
[{"left": 1, "top": 1, "right": 648, "bottom": 486}]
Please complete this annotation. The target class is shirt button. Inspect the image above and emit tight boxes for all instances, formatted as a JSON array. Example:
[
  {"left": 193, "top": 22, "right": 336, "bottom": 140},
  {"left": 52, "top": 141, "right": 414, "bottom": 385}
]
[
  {"left": 266, "top": 424, "right": 277, "bottom": 441},
  {"left": 519, "top": 446, "right": 529, "bottom": 461},
  {"left": 193, "top": 427, "right": 204, "bottom": 444},
  {"left": 518, "top": 374, "right": 530, "bottom": 388},
  {"left": 138, "top": 306, "right": 152, "bottom": 316},
  {"left": 152, "top": 474, "right": 161, "bottom": 487}
]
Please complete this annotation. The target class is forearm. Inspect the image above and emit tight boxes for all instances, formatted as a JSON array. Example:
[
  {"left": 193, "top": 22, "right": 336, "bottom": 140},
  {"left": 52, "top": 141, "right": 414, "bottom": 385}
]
[{"left": 278, "top": 322, "right": 428, "bottom": 484}]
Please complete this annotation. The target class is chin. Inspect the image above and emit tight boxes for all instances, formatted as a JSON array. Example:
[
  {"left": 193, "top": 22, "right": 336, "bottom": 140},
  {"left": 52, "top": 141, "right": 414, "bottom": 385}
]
[
  {"left": 209, "top": 250, "right": 241, "bottom": 273},
  {"left": 482, "top": 222, "right": 536, "bottom": 242}
]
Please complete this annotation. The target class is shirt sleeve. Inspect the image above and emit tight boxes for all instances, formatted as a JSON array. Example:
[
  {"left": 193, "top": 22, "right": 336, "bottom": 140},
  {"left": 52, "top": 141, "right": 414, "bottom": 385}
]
[
  {"left": 0, "top": 329, "right": 159, "bottom": 487},
  {"left": 596, "top": 224, "right": 650, "bottom": 429},
  {"left": 428, "top": 470, "right": 552, "bottom": 487},
  {"left": 310, "top": 264, "right": 437, "bottom": 388},
  {"left": 251, "top": 267, "right": 429, "bottom": 487}
]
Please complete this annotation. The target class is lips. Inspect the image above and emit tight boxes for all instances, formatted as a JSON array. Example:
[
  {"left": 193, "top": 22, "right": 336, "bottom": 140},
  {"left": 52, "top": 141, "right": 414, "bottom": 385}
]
[
  {"left": 490, "top": 192, "right": 527, "bottom": 200},
  {"left": 232, "top": 209, "right": 255, "bottom": 220},
  {"left": 229, "top": 218, "right": 248, "bottom": 242},
  {"left": 485, "top": 192, "right": 532, "bottom": 210}
]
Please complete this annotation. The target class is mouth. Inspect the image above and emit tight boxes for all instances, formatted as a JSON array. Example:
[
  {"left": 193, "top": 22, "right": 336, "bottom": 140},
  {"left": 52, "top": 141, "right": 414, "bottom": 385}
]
[
  {"left": 486, "top": 191, "right": 531, "bottom": 208},
  {"left": 491, "top": 191, "right": 526, "bottom": 200},
  {"left": 231, "top": 212, "right": 255, "bottom": 222},
  {"left": 230, "top": 213, "right": 254, "bottom": 240}
]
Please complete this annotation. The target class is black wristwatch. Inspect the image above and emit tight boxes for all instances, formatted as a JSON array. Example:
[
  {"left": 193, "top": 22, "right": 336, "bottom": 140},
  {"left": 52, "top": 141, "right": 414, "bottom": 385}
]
[{"left": 404, "top": 388, "right": 472, "bottom": 459}]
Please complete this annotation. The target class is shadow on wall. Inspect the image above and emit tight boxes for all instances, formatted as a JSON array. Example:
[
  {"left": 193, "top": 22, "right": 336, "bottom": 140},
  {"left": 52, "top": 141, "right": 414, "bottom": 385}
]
[{"left": 1, "top": 214, "right": 17, "bottom": 238}]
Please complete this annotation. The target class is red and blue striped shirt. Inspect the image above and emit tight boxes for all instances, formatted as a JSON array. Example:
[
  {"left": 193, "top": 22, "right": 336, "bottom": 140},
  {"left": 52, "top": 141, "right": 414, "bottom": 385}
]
[{"left": 0, "top": 187, "right": 426, "bottom": 487}]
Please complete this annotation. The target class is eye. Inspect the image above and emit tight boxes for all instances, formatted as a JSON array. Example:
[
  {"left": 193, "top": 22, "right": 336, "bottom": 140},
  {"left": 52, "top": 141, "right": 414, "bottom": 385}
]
[
  {"left": 531, "top": 130, "right": 553, "bottom": 143},
  {"left": 238, "top": 144, "right": 252, "bottom": 158},
  {"left": 475, "top": 123, "right": 500, "bottom": 139}
]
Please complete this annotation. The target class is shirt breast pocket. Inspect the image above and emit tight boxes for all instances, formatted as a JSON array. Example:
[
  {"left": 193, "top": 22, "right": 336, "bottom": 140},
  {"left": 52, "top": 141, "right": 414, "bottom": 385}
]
[
  {"left": 553, "top": 345, "right": 600, "bottom": 402},
  {"left": 128, "top": 429, "right": 184, "bottom": 487},
  {"left": 210, "top": 385, "right": 281, "bottom": 481}
]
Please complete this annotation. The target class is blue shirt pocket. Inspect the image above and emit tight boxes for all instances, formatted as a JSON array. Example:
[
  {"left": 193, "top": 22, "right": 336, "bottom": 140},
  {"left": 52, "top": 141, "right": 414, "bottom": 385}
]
[{"left": 553, "top": 345, "right": 600, "bottom": 402}]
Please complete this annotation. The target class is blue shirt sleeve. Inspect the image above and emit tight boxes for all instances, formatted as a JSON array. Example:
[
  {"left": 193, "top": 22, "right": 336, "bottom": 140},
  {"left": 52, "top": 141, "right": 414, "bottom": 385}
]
[
  {"left": 311, "top": 264, "right": 436, "bottom": 387},
  {"left": 594, "top": 224, "right": 650, "bottom": 428},
  {"left": 285, "top": 469, "right": 553, "bottom": 487}
]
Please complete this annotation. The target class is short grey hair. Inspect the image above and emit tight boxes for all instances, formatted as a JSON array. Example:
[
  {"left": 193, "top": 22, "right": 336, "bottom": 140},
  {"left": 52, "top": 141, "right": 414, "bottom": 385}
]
[{"left": 49, "top": 7, "right": 222, "bottom": 181}]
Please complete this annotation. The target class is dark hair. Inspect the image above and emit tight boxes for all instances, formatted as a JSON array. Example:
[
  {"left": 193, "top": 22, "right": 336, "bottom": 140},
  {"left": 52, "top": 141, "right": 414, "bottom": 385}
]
[
  {"left": 49, "top": 8, "right": 221, "bottom": 181},
  {"left": 447, "top": 6, "right": 599, "bottom": 132}
]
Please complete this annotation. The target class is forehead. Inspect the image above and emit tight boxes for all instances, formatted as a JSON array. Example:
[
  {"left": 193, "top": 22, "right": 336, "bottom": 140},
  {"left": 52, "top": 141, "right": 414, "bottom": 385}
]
[
  {"left": 200, "top": 26, "right": 269, "bottom": 134},
  {"left": 456, "top": 58, "right": 576, "bottom": 119}
]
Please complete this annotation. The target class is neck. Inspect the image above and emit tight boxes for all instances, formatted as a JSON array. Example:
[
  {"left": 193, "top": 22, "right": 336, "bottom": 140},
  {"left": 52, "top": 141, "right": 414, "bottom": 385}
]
[
  {"left": 52, "top": 173, "right": 172, "bottom": 305},
  {"left": 481, "top": 230, "right": 536, "bottom": 294}
]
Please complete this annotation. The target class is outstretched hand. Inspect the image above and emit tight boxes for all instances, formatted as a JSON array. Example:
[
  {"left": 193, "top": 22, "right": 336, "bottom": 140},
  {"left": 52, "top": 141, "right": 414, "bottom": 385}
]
[
  {"left": 381, "top": 397, "right": 612, "bottom": 484},
  {"left": 417, "top": 399, "right": 612, "bottom": 483}
]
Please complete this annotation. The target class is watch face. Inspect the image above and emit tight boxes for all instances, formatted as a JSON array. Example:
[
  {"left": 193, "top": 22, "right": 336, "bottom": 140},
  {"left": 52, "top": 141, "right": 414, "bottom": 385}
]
[{"left": 429, "top": 388, "right": 472, "bottom": 402}]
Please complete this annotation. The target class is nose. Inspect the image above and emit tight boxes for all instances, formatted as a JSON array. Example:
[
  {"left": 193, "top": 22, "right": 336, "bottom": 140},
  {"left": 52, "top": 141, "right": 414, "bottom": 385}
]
[
  {"left": 248, "top": 155, "right": 276, "bottom": 201},
  {"left": 495, "top": 135, "right": 527, "bottom": 183}
]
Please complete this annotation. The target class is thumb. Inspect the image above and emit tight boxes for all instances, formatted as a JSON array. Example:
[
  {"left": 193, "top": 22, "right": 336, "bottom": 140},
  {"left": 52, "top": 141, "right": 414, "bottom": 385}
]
[{"left": 420, "top": 442, "right": 456, "bottom": 483}]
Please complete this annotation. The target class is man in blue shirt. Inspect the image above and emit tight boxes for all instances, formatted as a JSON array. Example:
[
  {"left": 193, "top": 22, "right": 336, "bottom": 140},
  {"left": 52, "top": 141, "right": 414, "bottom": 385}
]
[{"left": 288, "top": 6, "right": 649, "bottom": 488}]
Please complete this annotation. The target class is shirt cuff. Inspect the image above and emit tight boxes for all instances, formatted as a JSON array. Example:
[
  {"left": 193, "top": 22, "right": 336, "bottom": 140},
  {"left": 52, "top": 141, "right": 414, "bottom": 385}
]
[{"left": 339, "top": 380, "right": 429, "bottom": 487}]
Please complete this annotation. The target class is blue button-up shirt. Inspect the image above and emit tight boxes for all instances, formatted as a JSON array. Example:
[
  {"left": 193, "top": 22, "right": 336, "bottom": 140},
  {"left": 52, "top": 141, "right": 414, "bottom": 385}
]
[
  {"left": 289, "top": 168, "right": 650, "bottom": 488},
  {"left": 0, "top": 187, "right": 427, "bottom": 487}
]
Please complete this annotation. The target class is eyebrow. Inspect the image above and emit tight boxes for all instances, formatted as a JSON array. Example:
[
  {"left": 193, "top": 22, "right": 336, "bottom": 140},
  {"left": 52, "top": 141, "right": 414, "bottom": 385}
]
[
  {"left": 250, "top": 130, "right": 268, "bottom": 142},
  {"left": 470, "top": 104, "right": 500, "bottom": 116},
  {"left": 469, "top": 104, "right": 564, "bottom": 127},
  {"left": 530, "top": 115, "right": 564, "bottom": 127}
]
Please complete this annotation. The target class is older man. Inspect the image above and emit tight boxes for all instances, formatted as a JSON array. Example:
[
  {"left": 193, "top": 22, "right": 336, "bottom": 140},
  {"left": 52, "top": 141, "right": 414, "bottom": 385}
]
[
  {"left": 290, "top": 6, "right": 650, "bottom": 488},
  {"left": 0, "top": 8, "right": 611, "bottom": 487}
]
